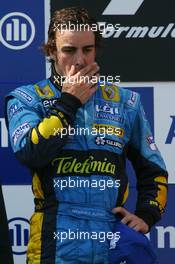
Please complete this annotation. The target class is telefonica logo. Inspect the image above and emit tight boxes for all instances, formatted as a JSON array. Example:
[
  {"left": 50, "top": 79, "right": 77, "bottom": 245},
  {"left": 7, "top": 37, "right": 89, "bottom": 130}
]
[{"left": 103, "top": 0, "right": 144, "bottom": 15}]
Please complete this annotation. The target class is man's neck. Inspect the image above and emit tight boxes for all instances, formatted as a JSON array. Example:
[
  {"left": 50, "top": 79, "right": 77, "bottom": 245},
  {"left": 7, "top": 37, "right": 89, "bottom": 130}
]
[{"left": 49, "top": 63, "right": 63, "bottom": 91}]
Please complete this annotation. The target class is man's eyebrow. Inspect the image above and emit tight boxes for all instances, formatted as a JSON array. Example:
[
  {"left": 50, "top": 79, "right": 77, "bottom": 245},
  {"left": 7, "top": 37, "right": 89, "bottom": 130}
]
[
  {"left": 61, "top": 44, "right": 95, "bottom": 49},
  {"left": 83, "top": 45, "right": 95, "bottom": 48},
  {"left": 61, "top": 45, "right": 76, "bottom": 49}
]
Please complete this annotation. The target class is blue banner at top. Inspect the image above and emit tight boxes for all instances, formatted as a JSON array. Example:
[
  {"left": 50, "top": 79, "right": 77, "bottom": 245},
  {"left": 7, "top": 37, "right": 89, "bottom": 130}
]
[
  {"left": 0, "top": 0, "right": 46, "bottom": 184},
  {"left": 0, "top": 0, "right": 46, "bottom": 87}
]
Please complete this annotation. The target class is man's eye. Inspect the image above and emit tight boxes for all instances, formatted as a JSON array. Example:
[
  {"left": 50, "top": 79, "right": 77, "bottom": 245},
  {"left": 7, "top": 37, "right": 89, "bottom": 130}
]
[
  {"left": 84, "top": 48, "right": 93, "bottom": 53},
  {"left": 65, "top": 50, "right": 74, "bottom": 53},
  {"left": 63, "top": 49, "right": 75, "bottom": 53}
]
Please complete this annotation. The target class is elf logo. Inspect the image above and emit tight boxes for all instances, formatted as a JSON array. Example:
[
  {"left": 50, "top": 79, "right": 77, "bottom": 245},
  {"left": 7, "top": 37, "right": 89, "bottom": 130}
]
[{"left": 103, "top": 0, "right": 144, "bottom": 15}]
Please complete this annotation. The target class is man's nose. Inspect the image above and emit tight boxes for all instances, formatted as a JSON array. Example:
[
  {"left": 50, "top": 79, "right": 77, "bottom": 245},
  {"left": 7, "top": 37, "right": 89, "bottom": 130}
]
[{"left": 74, "top": 50, "right": 85, "bottom": 68}]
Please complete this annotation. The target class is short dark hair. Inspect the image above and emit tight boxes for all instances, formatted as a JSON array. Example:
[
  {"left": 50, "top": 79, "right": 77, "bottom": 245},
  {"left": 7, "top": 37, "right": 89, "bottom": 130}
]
[{"left": 43, "top": 7, "right": 102, "bottom": 58}]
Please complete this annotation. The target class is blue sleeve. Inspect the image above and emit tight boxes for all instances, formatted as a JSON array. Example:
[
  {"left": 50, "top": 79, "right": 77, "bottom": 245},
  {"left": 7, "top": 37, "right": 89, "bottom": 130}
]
[
  {"left": 5, "top": 93, "right": 81, "bottom": 169},
  {"left": 127, "top": 98, "right": 168, "bottom": 227}
]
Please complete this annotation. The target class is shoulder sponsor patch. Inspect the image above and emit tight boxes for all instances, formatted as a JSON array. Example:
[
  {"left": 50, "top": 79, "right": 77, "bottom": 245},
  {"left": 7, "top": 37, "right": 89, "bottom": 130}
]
[
  {"left": 147, "top": 136, "right": 157, "bottom": 150},
  {"left": 95, "top": 137, "right": 123, "bottom": 149},
  {"left": 35, "top": 84, "right": 54, "bottom": 98},
  {"left": 8, "top": 103, "right": 23, "bottom": 120},
  {"left": 101, "top": 84, "right": 120, "bottom": 101},
  {"left": 93, "top": 124, "right": 124, "bottom": 138},
  {"left": 95, "top": 103, "right": 119, "bottom": 115},
  {"left": 42, "top": 98, "right": 58, "bottom": 108},
  {"left": 12, "top": 123, "right": 30, "bottom": 146},
  {"left": 94, "top": 102, "right": 124, "bottom": 123},
  {"left": 127, "top": 91, "right": 137, "bottom": 107},
  {"left": 95, "top": 112, "right": 124, "bottom": 123},
  {"left": 16, "top": 90, "right": 33, "bottom": 103}
]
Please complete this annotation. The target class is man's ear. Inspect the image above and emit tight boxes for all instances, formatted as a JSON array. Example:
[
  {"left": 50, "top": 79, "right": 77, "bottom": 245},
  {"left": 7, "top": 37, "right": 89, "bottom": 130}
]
[{"left": 50, "top": 51, "right": 56, "bottom": 61}]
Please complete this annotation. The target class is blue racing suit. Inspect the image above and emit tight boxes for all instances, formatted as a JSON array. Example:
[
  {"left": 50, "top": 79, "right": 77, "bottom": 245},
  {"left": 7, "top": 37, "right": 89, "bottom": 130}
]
[{"left": 5, "top": 78, "right": 168, "bottom": 263}]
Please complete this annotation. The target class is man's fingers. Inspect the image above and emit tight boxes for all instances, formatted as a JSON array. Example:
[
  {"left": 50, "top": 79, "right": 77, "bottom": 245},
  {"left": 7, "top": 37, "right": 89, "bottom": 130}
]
[
  {"left": 121, "top": 216, "right": 129, "bottom": 224},
  {"left": 112, "top": 207, "right": 130, "bottom": 217},
  {"left": 68, "top": 65, "right": 76, "bottom": 77},
  {"left": 121, "top": 214, "right": 134, "bottom": 224},
  {"left": 87, "top": 74, "right": 100, "bottom": 88},
  {"left": 133, "top": 225, "right": 142, "bottom": 232},
  {"left": 128, "top": 220, "right": 138, "bottom": 228},
  {"left": 127, "top": 219, "right": 149, "bottom": 233},
  {"left": 89, "top": 86, "right": 98, "bottom": 97},
  {"left": 86, "top": 66, "right": 100, "bottom": 81},
  {"left": 62, "top": 63, "right": 100, "bottom": 104},
  {"left": 112, "top": 207, "right": 149, "bottom": 234},
  {"left": 77, "top": 62, "right": 99, "bottom": 78},
  {"left": 67, "top": 63, "right": 99, "bottom": 86}
]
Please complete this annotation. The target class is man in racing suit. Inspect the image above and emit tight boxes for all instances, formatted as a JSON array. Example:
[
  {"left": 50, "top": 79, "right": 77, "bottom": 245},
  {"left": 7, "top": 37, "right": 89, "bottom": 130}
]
[{"left": 5, "top": 7, "right": 168, "bottom": 264}]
